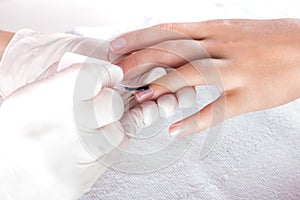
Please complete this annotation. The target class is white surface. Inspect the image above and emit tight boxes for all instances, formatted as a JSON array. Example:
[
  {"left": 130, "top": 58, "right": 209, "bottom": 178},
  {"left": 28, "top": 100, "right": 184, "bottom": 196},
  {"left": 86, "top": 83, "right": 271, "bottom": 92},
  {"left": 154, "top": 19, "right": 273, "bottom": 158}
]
[
  {"left": 81, "top": 88, "right": 300, "bottom": 200},
  {"left": 1, "top": 0, "right": 300, "bottom": 32}
]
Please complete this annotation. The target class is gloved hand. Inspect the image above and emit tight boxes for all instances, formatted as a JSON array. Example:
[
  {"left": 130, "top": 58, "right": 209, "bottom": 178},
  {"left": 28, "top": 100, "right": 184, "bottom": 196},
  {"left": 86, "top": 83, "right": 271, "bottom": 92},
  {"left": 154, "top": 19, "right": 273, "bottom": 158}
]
[
  {"left": 57, "top": 53, "right": 198, "bottom": 138},
  {"left": 0, "top": 56, "right": 125, "bottom": 199},
  {"left": 0, "top": 25, "right": 197, "bottom": 198},
  {"left": 0, "top": 29, "right": 116, "bottom": 99}
]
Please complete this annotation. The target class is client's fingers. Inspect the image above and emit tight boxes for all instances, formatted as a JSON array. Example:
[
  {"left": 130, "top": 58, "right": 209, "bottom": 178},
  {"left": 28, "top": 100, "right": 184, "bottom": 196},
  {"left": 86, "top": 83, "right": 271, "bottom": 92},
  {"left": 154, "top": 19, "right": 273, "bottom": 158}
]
[
  {"left": 135, "top": 59, "right": 226, "bottom": 103},
  {"left": 118, "top": 40, "right": 220, "bottom": 78},
  {"left": 109, "top": 22, "right": 211, "bottom": 54},
  {"left": 169, "top": 92, "right": 240, "bottom": 138},
  {"left": 121, "top": 87, "right": 197, "bottom": 136}
]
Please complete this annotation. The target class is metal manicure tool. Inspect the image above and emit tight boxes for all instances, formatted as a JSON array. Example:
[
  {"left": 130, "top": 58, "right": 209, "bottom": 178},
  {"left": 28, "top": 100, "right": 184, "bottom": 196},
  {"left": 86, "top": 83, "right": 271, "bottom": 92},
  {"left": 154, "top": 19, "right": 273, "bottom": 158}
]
[{"left": 113, "top": 84, "right": 149, "bottom": 92}]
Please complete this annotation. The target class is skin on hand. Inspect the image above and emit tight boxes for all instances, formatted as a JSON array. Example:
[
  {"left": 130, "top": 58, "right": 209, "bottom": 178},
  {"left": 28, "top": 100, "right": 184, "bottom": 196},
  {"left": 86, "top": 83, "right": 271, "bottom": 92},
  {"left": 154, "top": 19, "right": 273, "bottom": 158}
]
[
  {"left": 110, "top": 19, "right": 300, "bottom": 138},
  {"left": 0, "top": 30, "right": 15, "bottom": 61}
]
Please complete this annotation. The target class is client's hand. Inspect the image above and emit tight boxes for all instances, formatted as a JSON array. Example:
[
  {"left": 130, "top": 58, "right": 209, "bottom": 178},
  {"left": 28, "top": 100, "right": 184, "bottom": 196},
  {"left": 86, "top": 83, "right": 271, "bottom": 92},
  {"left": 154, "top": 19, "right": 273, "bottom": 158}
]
[
  {"left": 0, "top": 58, "right": 125, "bottom": 199},
  {"left": 110, "top": 19, "right": 300, "bottom": 138}
]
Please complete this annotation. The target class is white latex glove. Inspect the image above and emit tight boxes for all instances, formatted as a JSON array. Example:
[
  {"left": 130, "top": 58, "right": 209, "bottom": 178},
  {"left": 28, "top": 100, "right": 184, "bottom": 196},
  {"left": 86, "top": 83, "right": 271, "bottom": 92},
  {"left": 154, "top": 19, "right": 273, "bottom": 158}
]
[
  {"left": 0, "top": 57, "right": 125, "bottom": 199},
  {"left": 58, "top": 53, "right": 198, "bottom": 138},
  {"left": 0, "top": 29, "right": 115, "bottom": 99},
  {"left": 0, "top": 26, "right": 197, "bottom": 198}
]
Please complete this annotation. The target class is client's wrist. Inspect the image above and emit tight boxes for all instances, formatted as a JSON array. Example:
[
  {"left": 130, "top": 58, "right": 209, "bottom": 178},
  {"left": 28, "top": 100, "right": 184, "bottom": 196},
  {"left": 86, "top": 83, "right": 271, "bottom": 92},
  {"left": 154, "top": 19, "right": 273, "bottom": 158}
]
[{"left": 0, "top": 30, "right": 15, "bottom": 61}]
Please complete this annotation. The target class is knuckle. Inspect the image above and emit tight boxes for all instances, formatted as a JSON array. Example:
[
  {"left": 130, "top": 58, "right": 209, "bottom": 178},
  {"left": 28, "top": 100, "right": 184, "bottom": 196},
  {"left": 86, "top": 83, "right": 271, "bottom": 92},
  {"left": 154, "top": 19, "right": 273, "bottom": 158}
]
[
  {"left": 213, "top": 101, "right": 226, "bottom": 119},
  {"left": 212, "top": 19, "right": 232, "bottom": 26},
  {"left": 165, "top": 40, "right": 181, "bottom": 51},
  {"left": 225, "top": 91, "right": 244, "bottom": 117},
  {"left": 128, "top": 54, "right": 140, "bottom": 68},
  {"left": 132, "top": 31, "right": 142, "bottom": 44},
  {"left": 205, "top": 19, "right": 221, "bottom": 26},
  {"left": 127, "top": 49, "right": 154, "bottom": 68},
  {"left": 156, "top": 23, "right": 175, "bottom": 31}
]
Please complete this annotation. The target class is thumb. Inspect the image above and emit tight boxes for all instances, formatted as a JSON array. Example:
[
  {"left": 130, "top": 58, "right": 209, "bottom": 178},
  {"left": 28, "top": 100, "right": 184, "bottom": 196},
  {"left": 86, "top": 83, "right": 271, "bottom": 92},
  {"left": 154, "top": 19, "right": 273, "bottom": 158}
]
[{"left": 58, "top": 52, "right": 124, "bottom": 101}]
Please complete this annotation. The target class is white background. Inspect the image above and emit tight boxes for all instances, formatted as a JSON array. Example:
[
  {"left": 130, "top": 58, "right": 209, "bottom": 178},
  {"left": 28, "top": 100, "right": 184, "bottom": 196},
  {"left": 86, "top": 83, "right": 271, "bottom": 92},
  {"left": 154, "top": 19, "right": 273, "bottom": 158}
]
[{"left": 1, "top": 0, "right": 300, "bottom": 32}]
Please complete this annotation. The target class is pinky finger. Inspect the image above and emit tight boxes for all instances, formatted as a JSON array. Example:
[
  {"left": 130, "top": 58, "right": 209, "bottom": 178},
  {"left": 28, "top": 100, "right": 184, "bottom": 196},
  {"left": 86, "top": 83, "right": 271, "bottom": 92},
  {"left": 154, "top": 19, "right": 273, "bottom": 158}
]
[{"left": 169, "top": 91, "right": 241, "bottom": 138}]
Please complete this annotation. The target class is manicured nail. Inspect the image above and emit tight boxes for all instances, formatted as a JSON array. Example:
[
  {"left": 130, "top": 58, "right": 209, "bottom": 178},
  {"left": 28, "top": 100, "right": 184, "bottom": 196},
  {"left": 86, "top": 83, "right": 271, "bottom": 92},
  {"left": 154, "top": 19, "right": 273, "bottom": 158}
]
[
  {"left": 169, "top": 121, "right": 183, "bottom": 138},
  {"left": 110, "top": 37, "right": 126, "bottom": 51},
  {"left": 135, "top": 87, "right": 153, "bottom": 102}
]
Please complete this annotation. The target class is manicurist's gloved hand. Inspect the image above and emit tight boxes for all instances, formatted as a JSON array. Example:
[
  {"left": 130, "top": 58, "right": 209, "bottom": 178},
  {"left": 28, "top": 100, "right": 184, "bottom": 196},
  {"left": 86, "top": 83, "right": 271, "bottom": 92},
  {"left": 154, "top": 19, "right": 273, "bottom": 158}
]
[
  {"left": 110, "top": 19, "right": 300, "bottom": 138},
  {"left": 57, "top": 53, "right": 197, "bottom": 138},
  {"left": 0, "top": 29, "right": 115, "bottom": 99},
  {"left": 0, "top": 56, "right": 125, "bottom": 199},
  {"left": 0, "top": 27, "right": 198, "bottom": 199}
]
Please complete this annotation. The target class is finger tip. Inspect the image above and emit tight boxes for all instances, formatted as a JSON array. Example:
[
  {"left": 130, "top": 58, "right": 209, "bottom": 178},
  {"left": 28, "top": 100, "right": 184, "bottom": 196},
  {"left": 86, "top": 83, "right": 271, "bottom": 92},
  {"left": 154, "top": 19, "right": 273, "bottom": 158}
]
[
  {"left": 134, "top": 93, "right": 144, "bottom": 103},
  {"left": 134, "top": 86, "right": 154, "bottom": 103},
  {"left": 109, "top": 37, "right": 127, "bottom": 53},
  {"left": 169, "top": 121, "right": 183, "bottom": 138}
]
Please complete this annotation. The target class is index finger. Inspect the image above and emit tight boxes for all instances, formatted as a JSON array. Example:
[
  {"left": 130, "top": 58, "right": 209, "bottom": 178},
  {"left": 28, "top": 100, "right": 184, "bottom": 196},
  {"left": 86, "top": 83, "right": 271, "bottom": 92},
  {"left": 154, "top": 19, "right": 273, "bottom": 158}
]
[{"left": 109, "top": 22, "right": 211, "bottom": 54}]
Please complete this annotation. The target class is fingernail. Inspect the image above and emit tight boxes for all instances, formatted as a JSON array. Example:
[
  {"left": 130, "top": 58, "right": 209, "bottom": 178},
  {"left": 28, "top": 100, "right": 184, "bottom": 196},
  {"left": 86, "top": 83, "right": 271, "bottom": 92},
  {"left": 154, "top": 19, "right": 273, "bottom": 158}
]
[
  {"left": 110, "top": 37, "right": 126, "bottom": 51},
  {"left": 135, "top": 87, "right": 153, "bottom": 102},
  {"left": 169, "top": 121, "right": 183, "bottom": 138}
]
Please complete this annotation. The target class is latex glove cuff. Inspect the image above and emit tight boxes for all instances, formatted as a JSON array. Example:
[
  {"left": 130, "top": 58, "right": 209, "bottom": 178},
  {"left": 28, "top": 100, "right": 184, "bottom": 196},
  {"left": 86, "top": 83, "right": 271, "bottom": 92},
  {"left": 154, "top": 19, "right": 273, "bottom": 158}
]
[{"left": 0, "top": 29, "right": 109, "bottom": 99}]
